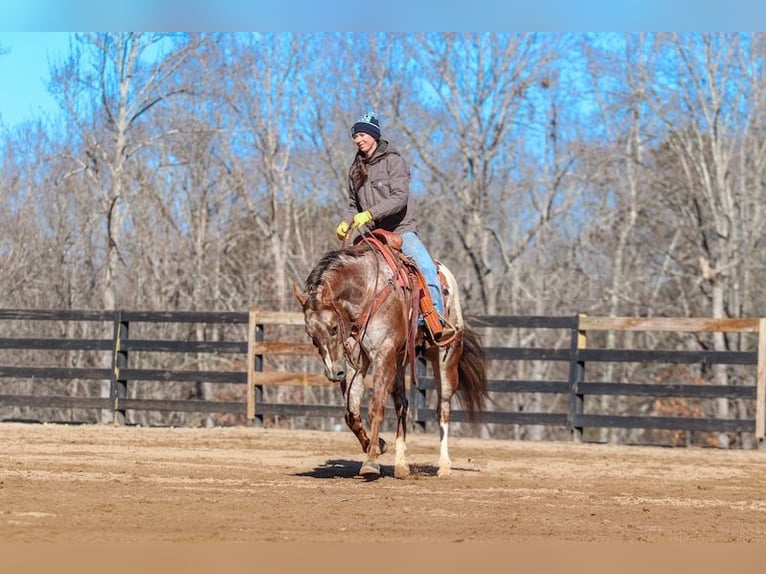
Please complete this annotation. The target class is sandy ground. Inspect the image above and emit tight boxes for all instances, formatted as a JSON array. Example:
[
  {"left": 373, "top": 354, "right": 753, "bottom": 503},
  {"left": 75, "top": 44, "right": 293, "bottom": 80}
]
[{"left": 1, "top": 422, "right": 766, "bottom": 544}]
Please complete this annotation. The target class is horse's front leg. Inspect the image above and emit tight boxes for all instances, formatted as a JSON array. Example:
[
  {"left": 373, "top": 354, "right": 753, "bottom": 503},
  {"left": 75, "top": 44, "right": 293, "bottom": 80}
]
[
  {"left": 359, "top": 345, "right": 398, "bottom": 478},
  {"left": 340, "top": 355, "right": 374, "bottom": 455}
]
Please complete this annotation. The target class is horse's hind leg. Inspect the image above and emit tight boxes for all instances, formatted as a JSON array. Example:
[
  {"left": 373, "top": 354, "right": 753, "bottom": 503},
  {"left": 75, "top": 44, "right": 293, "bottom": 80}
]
[
  {"left": 432, "top": 342, "right": 461, "bottom": 477},
  {"left": 392, "top": 365, "right": 409, "bottom": 479}
]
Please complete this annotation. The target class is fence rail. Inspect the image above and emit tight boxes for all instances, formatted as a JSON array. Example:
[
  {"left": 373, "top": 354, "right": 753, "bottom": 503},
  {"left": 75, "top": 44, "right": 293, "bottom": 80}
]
[{"left": 0, "top": 308, "right": 763, "bottom": 447}]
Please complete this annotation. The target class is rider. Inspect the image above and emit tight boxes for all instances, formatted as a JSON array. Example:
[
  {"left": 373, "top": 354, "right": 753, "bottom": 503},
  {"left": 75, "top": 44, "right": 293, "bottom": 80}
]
[{"left": 335, "top": 112, "right": 455, "bottom": 343}]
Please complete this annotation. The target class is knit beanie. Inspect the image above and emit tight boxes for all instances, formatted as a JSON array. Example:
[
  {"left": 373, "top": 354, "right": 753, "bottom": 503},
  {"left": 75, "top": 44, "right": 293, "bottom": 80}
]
[{"left": 351, "top": 112, "right": 381, "bottom": 139}]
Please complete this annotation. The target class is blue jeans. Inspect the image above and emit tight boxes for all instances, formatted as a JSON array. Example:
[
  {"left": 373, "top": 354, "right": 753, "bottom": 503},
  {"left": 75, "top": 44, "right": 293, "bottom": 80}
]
[{"left": 400, "top": 232, "right": 444, "bottom": 318}]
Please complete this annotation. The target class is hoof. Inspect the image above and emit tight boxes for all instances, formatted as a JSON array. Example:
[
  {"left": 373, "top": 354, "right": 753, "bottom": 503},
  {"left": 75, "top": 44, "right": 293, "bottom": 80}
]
[
  {"left": 363, "top": 438, "right": 388, "bottom": 455},
  {"left": 359, "top": 460, "right": 381, "bottom": 477}
]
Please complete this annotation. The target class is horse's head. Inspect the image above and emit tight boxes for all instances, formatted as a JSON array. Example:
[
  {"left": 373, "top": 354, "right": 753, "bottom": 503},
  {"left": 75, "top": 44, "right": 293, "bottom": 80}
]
[{"left": 293, "top": 282, "right": 349, "bottom": 383}]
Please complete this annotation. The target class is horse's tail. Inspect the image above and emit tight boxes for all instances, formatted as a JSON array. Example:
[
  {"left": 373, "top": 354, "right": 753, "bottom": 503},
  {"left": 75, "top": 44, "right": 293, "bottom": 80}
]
[{"left": 457, "top": 326, "right": 488, "bottom": 424}]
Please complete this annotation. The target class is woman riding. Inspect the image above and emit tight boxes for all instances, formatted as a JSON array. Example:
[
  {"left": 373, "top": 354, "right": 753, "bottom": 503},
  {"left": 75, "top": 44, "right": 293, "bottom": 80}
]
[{"left": 335, "top": 112, "right": 454, "bottom": 343}]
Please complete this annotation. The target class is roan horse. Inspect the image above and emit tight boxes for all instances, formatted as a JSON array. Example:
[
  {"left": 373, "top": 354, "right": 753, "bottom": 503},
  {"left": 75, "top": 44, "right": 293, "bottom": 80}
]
[{"left": 293, "top": 231, "right": 488, "bottom": 478}]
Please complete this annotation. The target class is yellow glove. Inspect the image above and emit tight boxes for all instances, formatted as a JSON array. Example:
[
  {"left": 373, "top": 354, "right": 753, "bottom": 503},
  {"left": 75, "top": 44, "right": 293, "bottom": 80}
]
[
  {"left": 352, "top": 210, "right": 373, "bottom": 228},
  {"left": 335, "top": 221, "right": 350, "bottom": 240}
]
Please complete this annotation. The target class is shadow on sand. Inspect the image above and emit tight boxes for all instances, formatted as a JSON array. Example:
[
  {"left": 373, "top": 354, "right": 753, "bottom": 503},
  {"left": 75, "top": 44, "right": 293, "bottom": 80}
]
[{"left": 294, "top": 459, "right": 444, "bottom": 480}]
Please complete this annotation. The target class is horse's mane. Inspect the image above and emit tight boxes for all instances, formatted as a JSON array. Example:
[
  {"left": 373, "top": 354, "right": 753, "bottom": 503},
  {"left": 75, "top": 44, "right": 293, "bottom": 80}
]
[{"left": 304, "top": 246, "right": 373, "bottom": 299}]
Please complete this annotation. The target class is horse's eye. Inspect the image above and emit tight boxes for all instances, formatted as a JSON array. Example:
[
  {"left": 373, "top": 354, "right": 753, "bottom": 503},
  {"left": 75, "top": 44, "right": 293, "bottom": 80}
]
[{"left": 328, "top": 325, "right": 338, "bottom": 336}]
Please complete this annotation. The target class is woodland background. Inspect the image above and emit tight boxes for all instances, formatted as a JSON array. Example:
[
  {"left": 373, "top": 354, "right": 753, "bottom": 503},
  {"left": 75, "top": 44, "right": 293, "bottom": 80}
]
[{"left": 1, "top": 32, "right": 765, "bottom": 446}]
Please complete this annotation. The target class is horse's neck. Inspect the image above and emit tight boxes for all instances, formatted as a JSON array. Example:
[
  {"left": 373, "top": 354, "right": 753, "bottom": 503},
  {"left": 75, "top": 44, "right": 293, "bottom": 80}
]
[
  {"left": 329, "top": 253, "right": 387, "bottom": 317},
  {"left": 324, "top": 258, "right": 364, "bottom": 302}
]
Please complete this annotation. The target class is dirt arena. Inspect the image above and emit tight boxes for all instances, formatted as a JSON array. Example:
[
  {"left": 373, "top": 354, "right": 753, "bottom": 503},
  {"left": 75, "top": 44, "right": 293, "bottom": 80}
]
[{"left": 1, "top": 422, "right": 766, "bottom": 544}]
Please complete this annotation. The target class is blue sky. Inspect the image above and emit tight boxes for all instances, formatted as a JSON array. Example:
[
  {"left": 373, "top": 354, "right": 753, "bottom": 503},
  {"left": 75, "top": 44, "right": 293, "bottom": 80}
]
[
  {"left": 0, "top": 32, "right": 72, "bottom": 128},
  {"left": 0, "top": 0, "right": 763, "bottom": 129},
  {"left": 2, "top": 0, "right": 761, "bottom": 32}
]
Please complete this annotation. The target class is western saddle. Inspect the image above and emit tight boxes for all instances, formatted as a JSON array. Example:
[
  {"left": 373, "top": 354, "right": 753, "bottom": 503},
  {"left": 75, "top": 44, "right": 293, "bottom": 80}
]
[{"left": 352, "top": 229, "right": 457, "bottom": 347}]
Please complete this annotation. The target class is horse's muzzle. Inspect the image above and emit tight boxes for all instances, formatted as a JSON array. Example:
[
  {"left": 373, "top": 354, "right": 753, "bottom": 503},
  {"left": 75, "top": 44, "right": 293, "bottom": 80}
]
[{"left": 324, "top": 363, "right": 346, "bottom": 382}]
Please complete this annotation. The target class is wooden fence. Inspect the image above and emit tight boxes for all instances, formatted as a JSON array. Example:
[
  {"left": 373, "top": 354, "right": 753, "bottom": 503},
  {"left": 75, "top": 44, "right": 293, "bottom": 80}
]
[
  {"left": 247, "top": 310, "right": 766, "bottom": 446},
  {"left": 0, "top": 308, "right": 763, "bottom": 446},
  {"left": 0, "top": 309, "right": 250, "bottom": 423}
]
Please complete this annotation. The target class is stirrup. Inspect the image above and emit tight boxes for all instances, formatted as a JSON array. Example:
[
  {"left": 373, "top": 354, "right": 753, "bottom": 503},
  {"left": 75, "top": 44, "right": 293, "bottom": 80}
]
[
  {"left": 426, "top": 314, "right": 457, "bottom": 345},
  {"left": 432, "top": 322, "right": 456, "bottom": 344}
]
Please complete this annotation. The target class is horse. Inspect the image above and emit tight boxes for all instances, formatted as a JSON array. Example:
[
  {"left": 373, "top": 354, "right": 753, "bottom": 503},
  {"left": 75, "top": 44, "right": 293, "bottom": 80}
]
[{"left": 293, "top": 230, "right": 488, "bottom": 479}]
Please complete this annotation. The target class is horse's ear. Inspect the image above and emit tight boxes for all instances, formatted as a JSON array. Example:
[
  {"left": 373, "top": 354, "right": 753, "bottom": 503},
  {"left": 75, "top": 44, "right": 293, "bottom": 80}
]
[{"left": 293, "top": 283, "right": 307, "bottom": 307}]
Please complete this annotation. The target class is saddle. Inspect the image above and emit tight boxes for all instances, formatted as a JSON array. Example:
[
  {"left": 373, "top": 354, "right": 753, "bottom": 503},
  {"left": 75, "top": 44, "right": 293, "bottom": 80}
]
[{"left": 352, "top": 229, "right": 457, "bottom": 347}]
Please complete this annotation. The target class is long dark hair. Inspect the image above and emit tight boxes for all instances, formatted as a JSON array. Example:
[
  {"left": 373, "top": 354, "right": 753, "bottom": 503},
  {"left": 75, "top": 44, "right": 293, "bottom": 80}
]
[
  {"left": 349, "top": 152, "right": 368, "bottom": 192},
  {"left": 349, "top": 139, "right": 388, "bottom": 192}
]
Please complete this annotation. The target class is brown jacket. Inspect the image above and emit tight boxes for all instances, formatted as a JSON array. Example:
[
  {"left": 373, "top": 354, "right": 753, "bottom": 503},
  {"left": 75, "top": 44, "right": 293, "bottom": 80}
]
[{"left": 345, "top": 140, "right": 418, "bottom": 234}]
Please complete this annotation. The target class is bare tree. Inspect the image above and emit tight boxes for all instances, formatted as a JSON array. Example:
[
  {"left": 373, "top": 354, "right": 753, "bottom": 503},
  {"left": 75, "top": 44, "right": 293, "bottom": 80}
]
[
  {"left": 388, "top": 34, "right": 569, "bottom": 316},
  {"left": 43, "top": 33, "right": 210, "bottom": 422},
  {"left": 642, "top": 33, "right": 766, "bottom": 446},
  {"left": 48, "top": 33, "right": 209, "bottom": 310},
  {"left": 208, "top": 33, "right": 317, "bottom": 311}
]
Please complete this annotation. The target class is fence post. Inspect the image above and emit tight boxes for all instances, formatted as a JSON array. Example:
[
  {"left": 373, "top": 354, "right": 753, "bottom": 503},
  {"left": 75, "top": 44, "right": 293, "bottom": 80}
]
[
  {"left": 110, "top": 311, "right": 129, "bottom": 426},
  {"left": 567, "top": 314, "right": 586, "bottom": 441},
  {"left": 247, "top": 307, "right": 264, "bottom": 426},
  {"left": 756, "top": 318, "right": 766, "bottom": 448}
]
